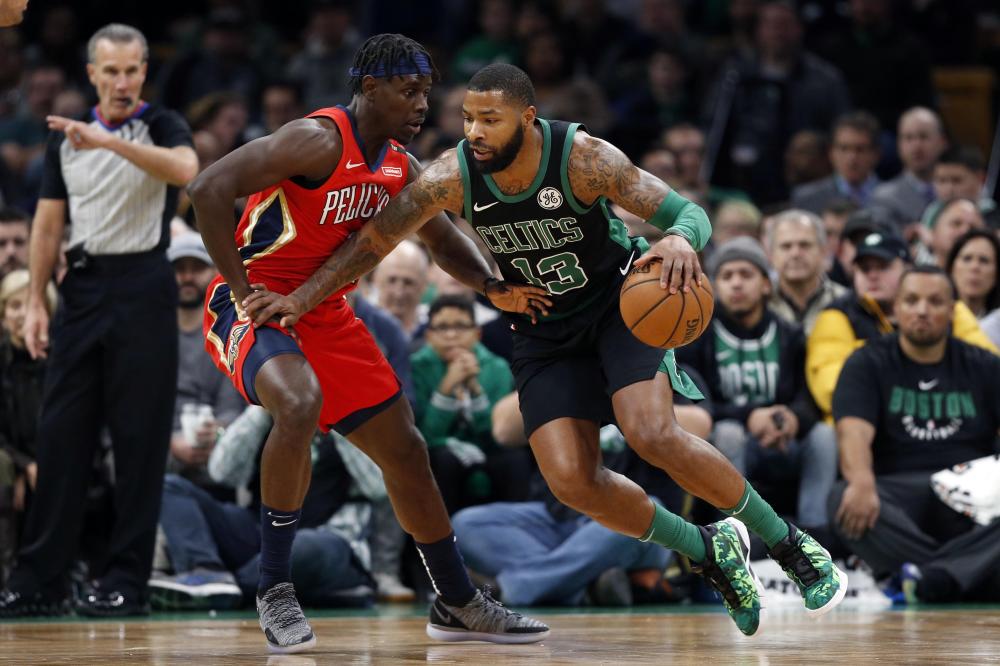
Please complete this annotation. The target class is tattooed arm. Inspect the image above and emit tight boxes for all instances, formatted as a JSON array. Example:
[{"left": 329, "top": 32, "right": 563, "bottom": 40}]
[
  {"left": 566, "top": 131, "right": 712, "bottom": 292},
  {"left": 242, "top": 149, "right": 552, "bottom": 327}
]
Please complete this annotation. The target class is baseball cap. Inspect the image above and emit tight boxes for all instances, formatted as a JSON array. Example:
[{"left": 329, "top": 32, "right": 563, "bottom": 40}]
[
  {"left": 852, "top": 231, "right": 910, "bottom": 264},
  {"left": 843, "top": 208, "right": 898, "bottom": 244},
  {"left": 707, "top": 236, "right": 771, "bottom": 278},
  {"left": 168, "top": 232, "right": 213, "bottom": 266}
]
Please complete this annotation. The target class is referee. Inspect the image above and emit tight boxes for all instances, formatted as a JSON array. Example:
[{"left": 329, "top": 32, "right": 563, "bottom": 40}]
[{"left": 0, "top": 24, "right": 197, "bottom": 617}]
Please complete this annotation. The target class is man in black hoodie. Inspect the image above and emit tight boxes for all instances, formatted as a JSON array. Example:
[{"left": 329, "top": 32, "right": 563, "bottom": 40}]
[{"left": 679, "top": 237, "right": 835, "bottom": 535}]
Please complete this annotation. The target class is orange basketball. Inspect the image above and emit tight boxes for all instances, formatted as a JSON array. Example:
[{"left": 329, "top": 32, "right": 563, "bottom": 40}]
[{"left": 620, "top": 259, "right": 714, "bottom": 349}]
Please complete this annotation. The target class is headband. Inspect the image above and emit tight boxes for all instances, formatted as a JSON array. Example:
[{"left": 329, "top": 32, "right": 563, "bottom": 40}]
[{"left": 349, "top": 53, "right": 433, "bottom": 79}]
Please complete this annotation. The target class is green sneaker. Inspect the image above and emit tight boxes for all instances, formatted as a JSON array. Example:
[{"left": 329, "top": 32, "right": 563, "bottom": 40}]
[
  {"left": 691, "top": 517, "right": 764, "bottom": 637},
  {"left": 766, "top": 522, "right": 848, "bottom": 617}
]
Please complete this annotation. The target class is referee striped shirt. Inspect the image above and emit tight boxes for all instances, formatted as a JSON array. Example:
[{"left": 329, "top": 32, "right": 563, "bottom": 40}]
[{"left": 39, "top": 102, "right": 194, "bottom": 255}]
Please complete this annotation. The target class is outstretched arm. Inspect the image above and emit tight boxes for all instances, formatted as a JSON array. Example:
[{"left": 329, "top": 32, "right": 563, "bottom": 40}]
[
  {"left": 188, "top": 118, "right": 342, "bottom": 306},
  {"left": 567, "top": 132, "right": 712, "bottom": 292}
]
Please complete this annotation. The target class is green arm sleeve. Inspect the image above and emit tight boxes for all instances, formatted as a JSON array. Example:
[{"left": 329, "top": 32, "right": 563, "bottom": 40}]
[{"left": 647, "top": 190, "right": 712, "bottom": 252}]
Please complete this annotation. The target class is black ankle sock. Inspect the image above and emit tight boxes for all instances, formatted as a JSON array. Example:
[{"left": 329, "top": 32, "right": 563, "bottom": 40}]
[{"left": 415, "top": 533, "right": 476, "bottom": 606}]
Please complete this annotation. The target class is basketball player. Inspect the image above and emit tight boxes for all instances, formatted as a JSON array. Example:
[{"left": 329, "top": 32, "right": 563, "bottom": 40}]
[
  {"left": 244, "top": 63, "right": 848, "bottom": 637},
  {"left": 188, "top": 38, "right": 550, "bottom": 653}
]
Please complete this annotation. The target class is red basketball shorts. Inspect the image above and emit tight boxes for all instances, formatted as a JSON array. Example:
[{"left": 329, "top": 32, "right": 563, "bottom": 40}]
[{"left": 202, "top": 276, "right": 401, "bottom": 434}]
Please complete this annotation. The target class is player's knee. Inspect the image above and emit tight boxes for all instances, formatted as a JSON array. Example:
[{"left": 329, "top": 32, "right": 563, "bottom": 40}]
[
  {"left": 544, "top": 466, "right": 603, "bottom": 513},
  {"left": 273, "top": 389, "right": 323, "bottom": 429},
  {"left": 625, "top": 418, "right": 684, "bottom": 462}
]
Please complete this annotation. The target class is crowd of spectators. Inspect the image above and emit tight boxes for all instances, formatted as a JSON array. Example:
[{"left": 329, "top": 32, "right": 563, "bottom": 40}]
[{"left": 1, "top": 0, "right": 999, "bottom": 614}]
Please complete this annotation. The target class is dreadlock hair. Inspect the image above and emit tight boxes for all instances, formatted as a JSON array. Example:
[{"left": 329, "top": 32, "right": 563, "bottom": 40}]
[
  {"left": 467, "top": 63, "right": 536, "bottom": 109},
  {"left": 348, "top": 33, "right": 439, "bottom": 96}
]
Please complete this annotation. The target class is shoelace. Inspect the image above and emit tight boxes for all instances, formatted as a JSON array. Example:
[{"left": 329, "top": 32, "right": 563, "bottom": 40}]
[
  {"left": 772, "top": 539, "right": 821, "bottom": 587},
  {"left": 264, "top": 586, "right": 308, "bottom": 631}
]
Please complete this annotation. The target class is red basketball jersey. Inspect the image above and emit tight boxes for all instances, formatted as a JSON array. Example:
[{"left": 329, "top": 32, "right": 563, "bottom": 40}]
[{"left": 235, "top": 105, "right": 410, "bottom": 302}]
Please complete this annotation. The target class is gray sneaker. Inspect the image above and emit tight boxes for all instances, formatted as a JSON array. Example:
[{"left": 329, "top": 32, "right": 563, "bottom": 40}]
[
  {"left": 256, "top": 582, "right": 316, "bottom": 654},
  {"left": 426, "top": 587, "right": 550, "bottom": 644}
]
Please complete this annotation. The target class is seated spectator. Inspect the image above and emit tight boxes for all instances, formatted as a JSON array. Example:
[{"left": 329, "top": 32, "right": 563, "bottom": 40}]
[
  {"left": 932, "top": 146, "right": 1000, "bottom": 229},
  {"left": 0, "top": 206, "right": 28, "bottom": 279},
  {"left": 821, "top": 198, "right": 858, "bottom": 287},
  {"left": 451, "top": 0, "right": 520, "bottom": 83},
  {"left": 830, "top": 267, "right": 1000, "bottom": 603},
  {"left": 945, "top": 229, "right": 1000, "bottom": 321},
  {"left": 372, "top": 240, "right": 430, "bottom": 348},
  {"left": 167, "top": 233, "right": 246, "bottom": 498},
  {"left": 185, "top": 92, "right": 249, "bottom": 156},
  {"left": 680, "top": 238, "right": 834, "bottom": 536},
  {"left": 662, "top": 123, "right": 748, "bottom": 211},
  {"left": 767, "top": 209, "right": 848, "bottom": 335},
  {"left": 150, "top": 407, "right": 379, "bottom": 610},
  {"left": 244, "top": 79, "right": 304, "bottom": 141},
  {"left": 792, "top": 112, "right": 882, "bottom": 214},
  {"left": 807, "top": 231, "right": 997, "bottom": 422},
  {"left": 412, "top": 295, "right": 525, "bottom": 513},
  {"left": 871, "top": 107, "right": 947, "bottom": 228},
  {"left": 784, "top": 130, "right": 831, "bottom": 192},
  {"left": 285, "top": 0, "right": 362, "bottom": 111},
  {"left": 0, "top": 270, "right": 56, "bottom": 583},
  {"left": 452, "top": 368, "right": 714, "bottom": 607},
  {"left": 914, "top": 198, "right": 985, "bottom": 267},
  {"left": 828, "top": 207, "right": 895, "bottom": 289},
  {"left": 709, "top": 200, "right": 762, "bottom": 248}
]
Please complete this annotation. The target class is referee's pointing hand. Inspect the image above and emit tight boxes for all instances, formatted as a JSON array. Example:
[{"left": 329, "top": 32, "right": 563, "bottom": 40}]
[{"left": 47, "top": 115, "right": 113, "bottom": 151}]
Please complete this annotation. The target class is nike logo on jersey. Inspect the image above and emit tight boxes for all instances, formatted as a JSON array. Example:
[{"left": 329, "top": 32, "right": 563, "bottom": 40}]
[
  {"left": 619, "top": 250, "right": 636, "bottom": 275},
  {"left": 473, "top": 201, "right": 499, "bottom": 212},
  {"left": 345, "top": 159, "right": 365, "bottom": 169},
  {"left": 918, "top": 379, "right": 939, "bottom": 391}
]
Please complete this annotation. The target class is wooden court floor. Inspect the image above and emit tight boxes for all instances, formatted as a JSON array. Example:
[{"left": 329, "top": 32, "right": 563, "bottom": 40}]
[{"left": 1, "top": 606, "right": 999, "bottom": 665}]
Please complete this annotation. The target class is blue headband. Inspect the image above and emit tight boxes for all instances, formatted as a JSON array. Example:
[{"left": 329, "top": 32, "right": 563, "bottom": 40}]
[{"left": 349, "top": 53, "right": 433, "bottom": 79}]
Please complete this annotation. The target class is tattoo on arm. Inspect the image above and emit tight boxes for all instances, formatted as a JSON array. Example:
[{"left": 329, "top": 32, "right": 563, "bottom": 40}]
[
  {"left": 567, "top": 133, "right": 669, "bottom": 219},
  {"left": 293, "top": 150, "right": 464, "bottom": 310}
]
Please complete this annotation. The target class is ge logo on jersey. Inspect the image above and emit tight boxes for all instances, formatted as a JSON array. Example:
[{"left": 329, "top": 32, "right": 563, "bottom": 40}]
[{"left": 537, "top": 187, "right": 563, "bottom": 210}]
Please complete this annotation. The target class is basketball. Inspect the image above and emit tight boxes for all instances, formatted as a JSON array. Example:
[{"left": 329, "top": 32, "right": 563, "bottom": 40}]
[{"left": 620, "top": 259, "right": 714, "bottom": 349}]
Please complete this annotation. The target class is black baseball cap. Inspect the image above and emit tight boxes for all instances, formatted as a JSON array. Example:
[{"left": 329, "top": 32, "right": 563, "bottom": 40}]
[
  {"left": 853, "top": 231, "right": 910, "bottom": 264},
  {"left": 843, "top": 207, "right": 898, "bottom": 244}
]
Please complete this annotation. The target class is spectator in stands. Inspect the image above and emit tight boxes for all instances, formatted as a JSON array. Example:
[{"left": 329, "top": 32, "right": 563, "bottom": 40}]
[
  {"left": 807, "top": 231, "right": 996, "bottom": 422},
  {"left": 0, "top": 270, "right": 56, "bottom": 583},
  {"left": 372, "top": 240, "right": 430, "bottom": 347},
  {"left": 871, "top": 107, "right": 947, "bottom": 228},
  {"left": 167, "top": 233, "right": 245, "bottom": 498},
  {"left": 150, "top": 407, "right": 379, "bottom": 610},
  {"left": 639, "top": 148, "right": 678, "bottom": 189},
  {"left": 185, "top": 92, "right": 249, "bottom": 156},
  {"left": 792, "top": 112, "right": 882, "bottom": 214},
  {"left": 412, "top": 86, "right": 466, "bottom": 162},
  {"left": 821, "top": 198, "right": 857, "bottom": 286},
  {"left": 452, "top": 366, "right": 713, "bottom": 607},
  {"left": 818, "top": 0, "right": 935, "bottom": 134},
  {"left": 946, "top": 229, "right": 1000, "bottom": 322},
  {"left": 662, "top": 123, "right": 748, "bottom": 210},
  {"left": 411, "top": 295, "right": 522, "bottom": 514},
  {"left": 250, "top": 80, "right": 304, "bottom": 140},
  {"left": 680, "top": 238, "right": 834, "bottom": 536},
  {"left": 830, "top": 266, "right": 1000, "bottom": 603},
  {"left": 767, "top": 210, "right": 848, "bottom": 334},
  {"left": 915, "top": 198, "right": 985, "bottom": 268},
  {"left": 932, "top": 146, "right": 1000, "bottom": 229},
  {"left": 286, "top": 0, "right": 362, "bottom": 111},
  {"left": 451, "top": 0, "right": 520, "bottom": 83},
  {"left": 522, "top": 29, "right": 612, "bottom": 137},
  {"left": 828, "top": 206, "right": 894, "bottom": 289},
  {"left": 710, "top": 200, "right": 762, "bottom": 248},
  {"left": 702, "top": 0, "right": 850, "bottom": 205},
  {"left": 0, "top": 206, "right": 27, "bottom": 279},
  {"left": 559, "top": 0, "right": 636, "bottom": 88},
  {"left": 784, "top": 130, "right": 832, "bottom": 192}
]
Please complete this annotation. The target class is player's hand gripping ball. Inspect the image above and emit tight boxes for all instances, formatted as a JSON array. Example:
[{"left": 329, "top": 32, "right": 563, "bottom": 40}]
[{"left": 620, "top": 259, "right": 714, "bottom": 349}]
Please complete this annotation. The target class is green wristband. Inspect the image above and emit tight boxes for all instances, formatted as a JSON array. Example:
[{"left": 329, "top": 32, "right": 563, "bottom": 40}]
[{"left": 647, "top": 190, "right": 689, "bottom": 231}]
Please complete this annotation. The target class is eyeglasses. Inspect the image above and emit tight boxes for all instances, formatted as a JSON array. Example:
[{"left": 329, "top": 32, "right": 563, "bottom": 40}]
[{"left": 427, "top": 323, "right": 476, "bottom": 333}]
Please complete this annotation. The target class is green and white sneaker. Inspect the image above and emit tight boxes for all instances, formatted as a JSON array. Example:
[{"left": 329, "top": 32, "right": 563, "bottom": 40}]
[
  {"left": 766, "top": 522, "right": 848, "bottom": 617},
  {"left": 691, "top": 517, "right": 764, "bottom": 637}
]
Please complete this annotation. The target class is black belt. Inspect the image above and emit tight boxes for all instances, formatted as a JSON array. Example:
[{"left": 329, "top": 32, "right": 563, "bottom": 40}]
[{"left": 66, "top": 245, "right": 166, "bottom": 273}]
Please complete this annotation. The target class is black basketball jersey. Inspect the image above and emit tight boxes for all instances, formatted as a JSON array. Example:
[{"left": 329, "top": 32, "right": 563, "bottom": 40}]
[{"left": 456, "top": 119, "right": 636, "bottom": 321}]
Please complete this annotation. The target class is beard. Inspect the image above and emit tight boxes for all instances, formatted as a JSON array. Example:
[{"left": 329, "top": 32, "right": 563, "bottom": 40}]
[
  {"left": 470, "top": 123, "right": 524, "bottom": 174},
  {"left": 901, "top": 323, "right": 949, "bottom": 348},
  {"left": 178, "top": 284, "right": 207, "bottom": 309}
]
